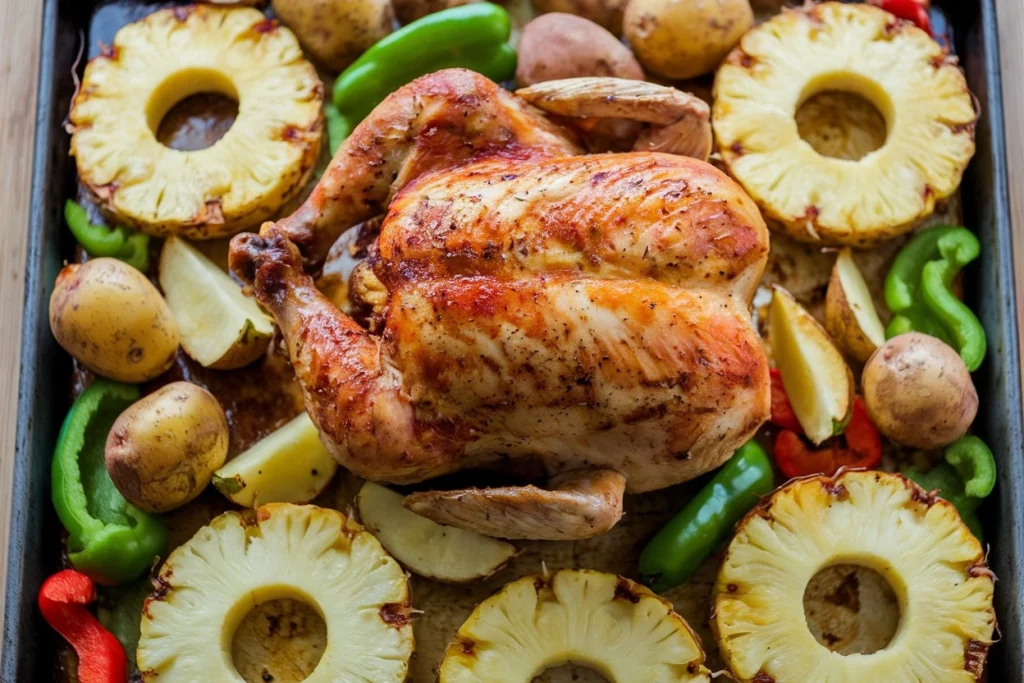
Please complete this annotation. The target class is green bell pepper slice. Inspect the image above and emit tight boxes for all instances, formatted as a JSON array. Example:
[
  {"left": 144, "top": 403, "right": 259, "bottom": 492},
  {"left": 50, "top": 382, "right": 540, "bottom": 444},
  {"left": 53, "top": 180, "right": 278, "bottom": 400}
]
[
  {"left": 64, "top": 200, "right": 150, "bottom": 272},
  {"left": 330, "top": 3, "right": 517, "bottom": 143},
  {"left": 639, "top": 441, "right": 775, "bottom": 593},
  {"left": 883, "top": 224, "right": 986, "bottom": 370},
  {"left": 52, "top": 380, "right": 167, "bottom": 585},
  {"left": 901, "top": 435, "right": 996, "bottom": 541}
]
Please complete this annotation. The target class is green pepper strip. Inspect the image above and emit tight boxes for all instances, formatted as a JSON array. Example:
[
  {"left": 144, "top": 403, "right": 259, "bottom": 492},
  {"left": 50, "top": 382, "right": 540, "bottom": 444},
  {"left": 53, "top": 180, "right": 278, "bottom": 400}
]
[
  {"left": 52, "top": 380, "right": 167, "bottom": 586},
  {"left": 331, "top": 3, "right": 517, "bottom": 142},
  {"left": 901, "top": 435, "right": 996, "bottom": 541},
  {"left": 639, "top": 441, "right": 775, "bottom": 593},
  {"left": 883, "top": 224, "right": 986, "bottom": 370},
  {"left": 65, "top": 200, "right": 150, "bottom": 272}
]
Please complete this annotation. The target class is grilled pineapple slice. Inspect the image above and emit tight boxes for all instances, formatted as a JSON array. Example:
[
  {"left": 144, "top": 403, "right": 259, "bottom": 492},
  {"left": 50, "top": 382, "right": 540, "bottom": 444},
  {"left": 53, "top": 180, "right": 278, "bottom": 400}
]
[
  {"left": 713, "top": 2, "right": 976, "bottom": 246},
  {"left": 439, "top": 569, "right": 711, "bottom": 682},
  {"left": 138, "top": 504, "right": 414, "bottom": 682},
  {"left": 713, "top": 471, "right": 996, "bottom": 682},
  {"left": 69, "top": 5, "right": 323, "bottom": 238}
]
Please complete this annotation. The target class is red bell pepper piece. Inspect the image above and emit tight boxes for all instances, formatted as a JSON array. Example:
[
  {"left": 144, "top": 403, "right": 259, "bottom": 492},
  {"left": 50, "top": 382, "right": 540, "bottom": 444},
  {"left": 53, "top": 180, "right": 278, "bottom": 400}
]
[
  {"left": 870, "top": 0, "right": 932, "bottom": 36},
  {"left": 38, "top": 570, "right": 127, "bottom": 683},
  {"left": 769, "top": 368, "right": 803, "bottom": 433},
  {"left": 773, "top": 398, "right": 882, "bottom": 479}
]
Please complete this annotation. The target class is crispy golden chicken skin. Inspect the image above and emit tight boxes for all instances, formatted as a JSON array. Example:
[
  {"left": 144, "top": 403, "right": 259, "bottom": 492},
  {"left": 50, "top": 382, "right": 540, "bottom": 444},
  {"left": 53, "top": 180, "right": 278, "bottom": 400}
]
[{"left": 230, "top": 70, "right": 769, "bottom": 539}]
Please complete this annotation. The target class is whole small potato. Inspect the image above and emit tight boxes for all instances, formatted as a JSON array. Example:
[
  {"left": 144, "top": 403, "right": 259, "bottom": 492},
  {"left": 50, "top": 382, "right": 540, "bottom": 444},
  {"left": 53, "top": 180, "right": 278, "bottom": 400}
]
[
  {"left": 533, "top": 0, "right": 628, "bottom": 35},
  {"left": 624, "top": 0, "right": 754, "bottom": 80},
  {"left": 49, "top": 258, "right": 179, "bottom": 383},
  {"left": 105, "top": 382, "right": 229, "bottom": 513},
  {"left": 862, "top": 333, "right": 978, "bottom": 449},
  {"left": 392, "top": 0, "right": 478, "bottom": 24},
  {"left": 517, "top": 13, "right": 644, "bottom": 86},
  {"left": 271, "top": 0, "right": 394, "bottom": 72}
]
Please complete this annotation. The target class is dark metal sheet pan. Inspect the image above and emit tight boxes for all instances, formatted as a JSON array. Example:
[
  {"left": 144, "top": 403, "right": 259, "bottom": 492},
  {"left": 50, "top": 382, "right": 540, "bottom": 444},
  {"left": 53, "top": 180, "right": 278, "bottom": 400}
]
[{"left": 4, "top": 0, "right": 1022, "bottom": 680}]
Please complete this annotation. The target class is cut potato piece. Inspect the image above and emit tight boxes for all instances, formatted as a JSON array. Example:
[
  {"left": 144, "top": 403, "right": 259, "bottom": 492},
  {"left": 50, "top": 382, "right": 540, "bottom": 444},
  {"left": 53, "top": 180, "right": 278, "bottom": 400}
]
[
  {"left": 213, "top": 412, "right": 337, "bottom": 507},
  {"left": 357, "top": 482, "right": 516, "bottom": 583},
  {"left": 768, "top": 286, "right": 854, "bottom": 444},
  {"left": 159, "top": 236, "right": 274, "bottom": 370},
  {"left": 825, "top": 248, "right": 886, "bottom": 363}
]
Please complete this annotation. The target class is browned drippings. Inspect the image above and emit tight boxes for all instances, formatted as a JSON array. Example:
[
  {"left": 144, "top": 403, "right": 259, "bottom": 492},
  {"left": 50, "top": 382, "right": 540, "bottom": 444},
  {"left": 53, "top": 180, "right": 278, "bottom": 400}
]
[{"left": 156, "top": 93, "right": 239, "bottom": 152}]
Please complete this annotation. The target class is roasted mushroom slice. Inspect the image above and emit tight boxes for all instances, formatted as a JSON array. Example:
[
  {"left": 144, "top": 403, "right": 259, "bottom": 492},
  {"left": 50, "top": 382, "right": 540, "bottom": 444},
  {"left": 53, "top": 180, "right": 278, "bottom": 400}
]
[
  {"left": 713, "top": 471, "right": 996, "bottom": 682},
  {"left": 138, "top": 503, "right": 414, "bottom": 681},
  {"left": 69, "top": 5, "right": 323, "bottom": 238},
  {"left": 713, "top": 2, "right": 976, "bottom": 246},
  {"left": 439, "top": 569, "right": 711, "bottom": 682}
]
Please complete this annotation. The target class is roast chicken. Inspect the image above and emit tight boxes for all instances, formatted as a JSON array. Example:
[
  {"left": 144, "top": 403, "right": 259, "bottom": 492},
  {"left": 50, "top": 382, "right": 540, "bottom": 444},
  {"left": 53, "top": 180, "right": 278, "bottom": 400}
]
[{"left": 230, "top": 69, "right": 770, "bottom": 540}]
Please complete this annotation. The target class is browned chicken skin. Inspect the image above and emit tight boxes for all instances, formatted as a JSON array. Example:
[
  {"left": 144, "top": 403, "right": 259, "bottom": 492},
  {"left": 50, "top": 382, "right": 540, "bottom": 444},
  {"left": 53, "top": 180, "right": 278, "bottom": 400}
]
[{"left": 230, "top": 69, "right": 770, "bottom": 539}]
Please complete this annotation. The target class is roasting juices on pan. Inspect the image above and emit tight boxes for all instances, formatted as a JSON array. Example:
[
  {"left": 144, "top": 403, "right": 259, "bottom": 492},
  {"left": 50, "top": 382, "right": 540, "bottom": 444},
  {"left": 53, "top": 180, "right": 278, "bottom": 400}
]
[{"left": 40, "top": 1, "right": 997, "bottom": 681}]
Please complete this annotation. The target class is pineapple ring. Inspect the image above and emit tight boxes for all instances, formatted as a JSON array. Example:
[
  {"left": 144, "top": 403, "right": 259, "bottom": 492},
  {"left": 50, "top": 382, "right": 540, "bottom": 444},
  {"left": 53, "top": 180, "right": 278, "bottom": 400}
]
[
  {"left": 713, "top": 471, "right": 996, "bottom": 682},
  {"left": 138, "top": 503, "right": 414, "bottom": 682},
  {"left": 69, "top": 5, "right": 323, "bottom": 239},
  {"left": 713, "top": 2, "right": 976, "bottom": 246},
  {"left": 438, "top": 569, "right": 712, "bottom": 682}
]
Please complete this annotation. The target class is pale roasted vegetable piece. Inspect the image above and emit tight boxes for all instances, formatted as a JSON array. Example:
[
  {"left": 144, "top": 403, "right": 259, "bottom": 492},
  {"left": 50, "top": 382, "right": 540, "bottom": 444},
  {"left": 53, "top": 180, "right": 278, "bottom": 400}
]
[
  {"left": 825, "top": 247, "right": 886, "bottom": 363},
  {"left": 49, "top": 257, "right": 180, "bottom": 383},
  {"left": 105, "top": 382, "right": 229, "bottom": 513},
  {"left": 357, "top": 482, "right": 516, "bottom": 583},
  {"left": 439, "top": 569, "right": 711, "bottom": 681},
  {"left": 272, "top": 0, "right": 394, "bottom": 72},
  {"left": 212, "top": 412, "right": 337, "bottom": 507},
  {"left": 863, "top": 333, "right": 978, "bottom": 449},
  {"left": 768, "top": 286, "right": 854, "bottom": 444},
  {"left": 138, "top": 504, "right": 414, "bottom": 682},
  {"left": 159, "top": 236, "right": 273, "bottom": 370},
  {"left": 624, "top": 0, "right": 752, "bottom": 79}
]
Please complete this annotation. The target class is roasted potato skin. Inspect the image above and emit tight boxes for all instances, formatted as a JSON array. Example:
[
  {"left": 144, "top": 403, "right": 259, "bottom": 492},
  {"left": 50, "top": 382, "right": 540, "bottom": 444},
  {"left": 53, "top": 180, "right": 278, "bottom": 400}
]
[
  {"left": 105, "top": 381, "right": 229, "bottom": 513},
  {"left": 392, "top": 0, "right": 478, "bottom": 24},
  {"left": 533, "top": 0, "right": 628, "bottom": 35},
  {"left": 624, "top": 0, "right": 753, "bottom": 79},
  {"left": 271, "top": 0, "right": 394, "bottom": 72},
  {"left": 862, "top": 333, "right": 978, "bottom": 449},
  {"left": 824, "top": 250, "right": 885, "bottom": 364},
  {"left": 516, "top": 13, "right": 644, "bottom": 86},
  {"left": 49, "top": 258, "right": 179, "bottom": 383}
]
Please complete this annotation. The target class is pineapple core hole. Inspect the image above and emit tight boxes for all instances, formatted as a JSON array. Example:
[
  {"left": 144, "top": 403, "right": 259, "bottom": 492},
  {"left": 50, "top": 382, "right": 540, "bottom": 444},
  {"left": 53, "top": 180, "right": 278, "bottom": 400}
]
[
  {"left": 803, "top": 564, "right": 901, "bottom": 656},
  {"left": 148, "top": 68, "right": 239, "bottom": 152},
  {"left": 230, "top": 598, "right": 327, "bottom": 683},
  {"left": 795, "top": 73, "right": 891, "bottom": 161}
]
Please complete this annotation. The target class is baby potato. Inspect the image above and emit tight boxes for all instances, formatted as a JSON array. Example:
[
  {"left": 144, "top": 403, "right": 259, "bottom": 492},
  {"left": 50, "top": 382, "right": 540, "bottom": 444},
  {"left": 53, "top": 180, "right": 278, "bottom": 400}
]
[
  {"left": 533, "top": 0, "right": 628, "bottom": 35},
  {"left": 516, "top": 13, "right": 644, "bottom": 86},
  {"left": 624, "top": 0, "right": 753, "bottom": 80},
  {"left": 49, "top": 258, "right": 179, "bottom": 383},
  {"left": 105, "top": 382, "right": 229, "bottom": 513},
  {"left": 392, "top": 0, "right": 478, "bottom": 24},
  {"left": 271, "top": 0, "right": 394, "bottom": 72},
  {"left": 862, "top": 333, "right": 978, "bottom": 449}
]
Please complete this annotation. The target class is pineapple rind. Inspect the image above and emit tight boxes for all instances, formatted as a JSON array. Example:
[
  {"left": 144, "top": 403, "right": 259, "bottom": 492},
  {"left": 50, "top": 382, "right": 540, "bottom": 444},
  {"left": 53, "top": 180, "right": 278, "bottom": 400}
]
[
  {"left": 137, "top": 503, "right": 414, "bottom": 682},
  {"left": 439, "top": 569, "right": 711, "bottom": 682},
  {"left": 713, "top": 2, "right": 975, "bottom": 246},
  {"left": 713, "top": 471, "right": 996, "bottom": 682},
  {"left": 70, "top": 6, "right": 323, "bottom": 239}
]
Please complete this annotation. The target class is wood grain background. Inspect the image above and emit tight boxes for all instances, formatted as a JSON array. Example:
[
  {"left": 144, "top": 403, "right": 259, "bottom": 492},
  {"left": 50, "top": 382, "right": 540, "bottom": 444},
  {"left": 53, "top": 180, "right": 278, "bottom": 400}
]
[{"left": 0, "top": 0, "right": 1021, "bottom": 639}]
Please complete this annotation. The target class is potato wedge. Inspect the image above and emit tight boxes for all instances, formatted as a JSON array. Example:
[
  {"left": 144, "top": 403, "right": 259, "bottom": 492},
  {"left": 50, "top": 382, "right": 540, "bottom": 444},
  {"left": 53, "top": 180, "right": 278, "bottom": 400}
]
[
  {"left": 357, "top": 481, "right": 516, "bottom": 583},
  {"left": 159, "top": 236, "right": 273, "bottom": 370},
  {"left": 212, "top": 412, "right": 337, "bottom": 507},
  {"left": 768, "top": 286, "right": 854, "bottom": 444},
  {"left": 825, "top": 248, "right": 886, "bottom": 363}
]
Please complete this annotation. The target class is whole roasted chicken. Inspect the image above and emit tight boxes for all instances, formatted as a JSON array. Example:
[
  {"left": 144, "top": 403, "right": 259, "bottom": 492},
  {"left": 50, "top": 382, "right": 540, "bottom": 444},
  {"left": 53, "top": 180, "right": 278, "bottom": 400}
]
[{"left": 230, "top": 69, "right": 770, "bottom": 540}]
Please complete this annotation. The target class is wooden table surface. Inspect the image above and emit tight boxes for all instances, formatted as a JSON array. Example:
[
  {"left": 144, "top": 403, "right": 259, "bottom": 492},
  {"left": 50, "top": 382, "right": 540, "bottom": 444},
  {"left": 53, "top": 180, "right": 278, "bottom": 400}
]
[{"left": 0, "top": 0, "right": 1022, "bottom": 639}]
